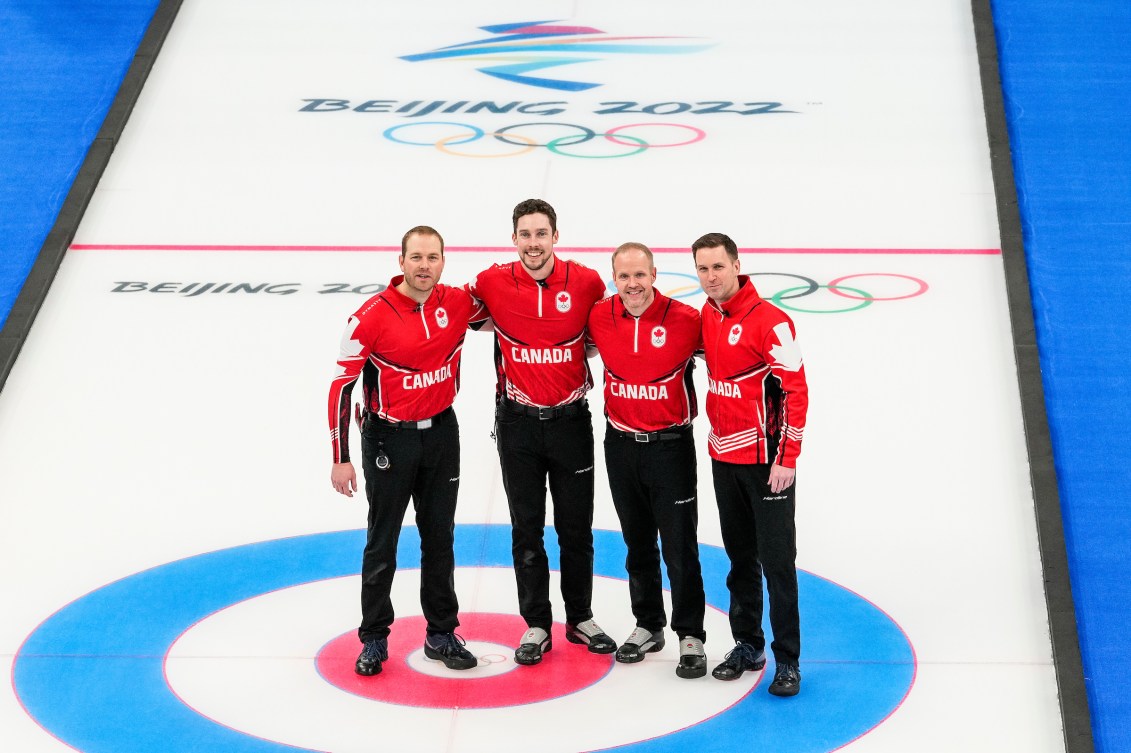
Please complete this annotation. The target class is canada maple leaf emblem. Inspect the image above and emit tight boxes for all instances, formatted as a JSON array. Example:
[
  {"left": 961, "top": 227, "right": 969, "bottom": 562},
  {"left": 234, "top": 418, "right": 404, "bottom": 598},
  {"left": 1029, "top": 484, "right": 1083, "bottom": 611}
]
[{"left": 769, "top": 322, "right": 803, "bottom": 371}]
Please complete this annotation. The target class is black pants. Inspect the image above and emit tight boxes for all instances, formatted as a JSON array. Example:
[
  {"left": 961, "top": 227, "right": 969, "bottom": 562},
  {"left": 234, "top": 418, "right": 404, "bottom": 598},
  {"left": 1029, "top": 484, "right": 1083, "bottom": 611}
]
[
  {"left": 495, "top": 402, "right": 595, "bottom": 630},
  {"left": 357, "top": 411, "right": 461, "bottom": 642},
  {"left": 605, "top": 428, "right": 706, "bottom": 641},
  {"left": 711, "top": 459, "right": 800, "bottom": 665}
]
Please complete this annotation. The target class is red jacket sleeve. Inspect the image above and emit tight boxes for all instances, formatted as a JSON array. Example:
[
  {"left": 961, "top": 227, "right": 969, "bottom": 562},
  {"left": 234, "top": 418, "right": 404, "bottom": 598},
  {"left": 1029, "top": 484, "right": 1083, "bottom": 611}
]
[
  {"left": 761, "top": 318, "right": 808, "bottom": 468},
  {"left": 327, "top": 315, "right": 368, "bottom": 463}
]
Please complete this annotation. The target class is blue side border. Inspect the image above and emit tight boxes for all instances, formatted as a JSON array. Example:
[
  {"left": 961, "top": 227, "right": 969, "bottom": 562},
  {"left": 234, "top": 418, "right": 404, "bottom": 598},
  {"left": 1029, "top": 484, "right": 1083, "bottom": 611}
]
[
  {"left": 0, "top": 0, "right": 183, "bottom": 392},
  {"left": 969, "top": 1, "right": 1095, "bottom": 751}
]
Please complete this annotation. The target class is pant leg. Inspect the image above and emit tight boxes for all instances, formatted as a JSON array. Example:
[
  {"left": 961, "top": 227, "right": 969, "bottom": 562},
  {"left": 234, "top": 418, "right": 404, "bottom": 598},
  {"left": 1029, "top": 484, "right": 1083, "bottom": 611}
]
[
  {"left": 545, "top": 407, "right": 596, "bottom": 626},
  {"left": 496, "top": 408, "right": 553, "bottom": 630},
  {"left": 605, "top": 433, "right": 666, "bottom": 632},
  {"left": 358, "top": 425, "right": 421, "bottom": 642},
  {"left": 648, "top": 433, "right": 706, "bottom": 642},
  {"left": 412, "top": 416, "right": 462, "bottom": 636},
  {"left": 711, "top": 458, "right": 765, "bottom": 651},
  {"left": 749, "top": 469, "right": 800, "bottom": 665}
]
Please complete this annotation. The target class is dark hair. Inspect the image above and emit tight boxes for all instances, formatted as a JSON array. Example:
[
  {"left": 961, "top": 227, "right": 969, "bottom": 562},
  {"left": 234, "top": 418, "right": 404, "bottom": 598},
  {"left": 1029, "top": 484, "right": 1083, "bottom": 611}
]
[
  {"left": 691, "top": 232, "right": 738, "bottom": 262},
  {"left": 612, "top": 242, "right": 654, "bottom": 267},
  {"left": 512, "top": 198, "right": 558, "bottom": 234},
  {"left": 401, "top": 225, "right": 444, "bottom": 258}
]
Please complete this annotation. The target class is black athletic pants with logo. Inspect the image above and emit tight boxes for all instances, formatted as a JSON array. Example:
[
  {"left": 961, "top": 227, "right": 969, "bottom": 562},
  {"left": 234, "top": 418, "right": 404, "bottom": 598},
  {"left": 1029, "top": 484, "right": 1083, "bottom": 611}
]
[
  {"left": 711, "top": 459, "right": 800, "bottom": 665},
  {"left": 604, "top": 428, "right": 706, "bottom": 642},
  {"left": 358, "top": 412, "right": 461, "bottom": 643},
  {"left": 495, "top": 402, "right": 595, "bottom": 631}
]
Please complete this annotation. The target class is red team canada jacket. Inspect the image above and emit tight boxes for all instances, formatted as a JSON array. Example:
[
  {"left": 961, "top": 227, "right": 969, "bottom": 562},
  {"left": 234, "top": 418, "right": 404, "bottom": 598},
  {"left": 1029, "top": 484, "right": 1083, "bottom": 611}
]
[
  {"left": 467, "top": 259, "right": 607, "bottom": 407},
  {"left": 327, "top": 277, "right": 484, "bottom": 463},
  {"left": 701, "top": 276, "right": 809, "bottom": 467},
  {"left": 587, "top": 291, "right": 701, "bottom": 433}
]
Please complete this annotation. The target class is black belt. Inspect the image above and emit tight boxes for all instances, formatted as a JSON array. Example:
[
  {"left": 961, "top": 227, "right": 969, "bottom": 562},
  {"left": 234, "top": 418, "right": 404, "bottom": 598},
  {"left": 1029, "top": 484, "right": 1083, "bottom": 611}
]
[
  {"left": 367, "top": 406, "right": 453, "bottom": 430},
  {"left": 500, "top": 396, "right": 587, "bottom": 421},
  {"left": 608, "top": 424, "right": 690, "bottom": 443}
]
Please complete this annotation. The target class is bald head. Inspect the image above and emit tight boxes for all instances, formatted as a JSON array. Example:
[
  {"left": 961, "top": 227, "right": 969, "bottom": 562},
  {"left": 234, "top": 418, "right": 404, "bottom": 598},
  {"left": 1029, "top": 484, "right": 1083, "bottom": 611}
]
[{"left": 611, "top": 242, "right": 657, "bottom": 316}]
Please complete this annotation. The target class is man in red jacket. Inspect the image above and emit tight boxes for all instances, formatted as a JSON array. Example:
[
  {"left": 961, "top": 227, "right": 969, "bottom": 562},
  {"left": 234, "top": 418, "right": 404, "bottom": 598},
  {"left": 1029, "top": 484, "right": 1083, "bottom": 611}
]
[
  {"left": 467, "top": 199, "right": 617, "bottom": 665},
  {"left": 693, "top": 232, "right": 808, "bottom": 697},
  {"left": 328, "top": 226, "right": 484, "bottom": 677},
  {"left": 587, "top": 242, "right": 708, "bottom": 679}
]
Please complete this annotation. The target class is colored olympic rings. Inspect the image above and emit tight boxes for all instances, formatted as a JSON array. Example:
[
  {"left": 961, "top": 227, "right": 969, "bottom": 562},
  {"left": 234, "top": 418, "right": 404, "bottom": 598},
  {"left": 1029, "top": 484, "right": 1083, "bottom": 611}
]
[
  {"left": 493, "top": 122, "right": 594, "bottom": 147},
  {"left": 772, "top": 285, "right": 872, "bottom": 314},
  {"left": 383, "top": 121, "right": 707, "bottom": 158},
  {"left": 827, "top": 273, "right": 929, "bottom": 301},
  {"left": 761, "top": 273, "right": 929, "bottom": 314},
  {"left": 385, "top": 121, "right": 482, "bottom": 145},
  {"left": 549, "top": 133, "right": 648, "bottom": 159},
  {"left": 747, "top": 272, "right": 820, "bottom": 300},
  {"left": 438, "top": 131, "right": 536, "bottom": 158},
  {"left": 633, "top": 271, "right": 929, "bottom": 313}
]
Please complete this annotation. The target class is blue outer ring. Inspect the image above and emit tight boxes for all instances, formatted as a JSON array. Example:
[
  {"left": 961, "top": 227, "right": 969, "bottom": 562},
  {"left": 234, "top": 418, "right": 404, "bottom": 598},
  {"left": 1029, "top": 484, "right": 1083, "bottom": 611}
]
[
  {"left": 384, "top": 121, "right": 483, "bottom": 146},
  {"left": 604, "top": 271, "right": 704, "bottom": 300},
  {"left": 14, "top": 525, "right": 914, "bottom": 753}
]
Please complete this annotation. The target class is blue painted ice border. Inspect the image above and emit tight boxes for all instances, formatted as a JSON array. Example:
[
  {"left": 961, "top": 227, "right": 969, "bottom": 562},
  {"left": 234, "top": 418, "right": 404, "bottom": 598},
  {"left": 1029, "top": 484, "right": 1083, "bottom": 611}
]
[
  {"left": 0, "top": 0, "right": 177, "bottom": 390},
  {"left": 971, "top": 0, "right": 1096, "bottom": 751}
]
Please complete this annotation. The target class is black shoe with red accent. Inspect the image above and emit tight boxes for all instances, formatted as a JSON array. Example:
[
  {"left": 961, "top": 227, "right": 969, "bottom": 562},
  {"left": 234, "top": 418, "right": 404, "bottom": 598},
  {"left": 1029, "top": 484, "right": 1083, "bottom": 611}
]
[
  {"left": 615, "top": 626, "right": 666, "bottom": 663},
  {"left": 676, "top": 636, "right": 707, "bottom": 679},
  {"left": 514, "top": 626, "right": 551, "bottom": 665},
  {"left": 565, "top": 619, "right": 617, "bottom": 654}
]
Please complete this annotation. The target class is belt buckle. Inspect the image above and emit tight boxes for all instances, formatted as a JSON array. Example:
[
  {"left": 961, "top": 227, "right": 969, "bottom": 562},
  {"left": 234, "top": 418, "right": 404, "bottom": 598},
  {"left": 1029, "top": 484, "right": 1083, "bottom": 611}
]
[
  {"left": 537, "top": 406, "right": 555, "bottom": 420},
  {"left": 633, "top": 432, "right": 651, "bottom": 443},
  {"left": 417, "top": 418, "right": 433, "bottom": 429}
]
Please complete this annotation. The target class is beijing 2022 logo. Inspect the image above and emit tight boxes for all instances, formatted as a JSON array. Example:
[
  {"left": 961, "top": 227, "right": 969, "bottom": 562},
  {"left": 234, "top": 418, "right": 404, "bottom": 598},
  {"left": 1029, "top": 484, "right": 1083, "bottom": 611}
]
[
  {"left": 400, "top": 20, "right": 713, "bottom": 91},
  {"left": 298, "top": 21, "right": 795, "bottom": 159},
  {"left": 393, "top": 21, "right": 718, "bottom": 158}
]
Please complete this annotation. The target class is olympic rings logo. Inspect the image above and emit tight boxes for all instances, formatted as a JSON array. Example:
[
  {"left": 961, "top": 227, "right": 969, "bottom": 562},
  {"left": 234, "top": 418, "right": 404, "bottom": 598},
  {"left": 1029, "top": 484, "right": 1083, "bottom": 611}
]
[
  {"left": 382, "top": 121, "right": 706, "bottom": 158},
  {"left": 625, "top": 272, "right": 929, "bottom": 314}
]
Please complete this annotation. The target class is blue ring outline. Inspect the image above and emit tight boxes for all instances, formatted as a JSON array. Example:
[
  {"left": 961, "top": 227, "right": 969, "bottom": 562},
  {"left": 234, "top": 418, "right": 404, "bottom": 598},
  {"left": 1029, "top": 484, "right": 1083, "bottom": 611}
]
[
  {"left": 656, "top": 270, "right": 703, "bottom": 300},
  {"left": 605, "top": 271, "right": 704, "bottom": 300},
  {"left": 13, "top": 525, "right": 914, "bottom": 753},
  {"left": 384, "top": 122, "right": 484, "bottom": 146}
]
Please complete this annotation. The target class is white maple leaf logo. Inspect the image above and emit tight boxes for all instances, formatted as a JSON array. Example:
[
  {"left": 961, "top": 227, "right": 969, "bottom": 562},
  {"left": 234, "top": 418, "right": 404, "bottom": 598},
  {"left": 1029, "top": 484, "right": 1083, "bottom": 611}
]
[
  {"left": 769, "top": 322, "right": 803, "bottom": 372},
  {"left": 334, "top": 317, "right": 365, "bottom": 377}
]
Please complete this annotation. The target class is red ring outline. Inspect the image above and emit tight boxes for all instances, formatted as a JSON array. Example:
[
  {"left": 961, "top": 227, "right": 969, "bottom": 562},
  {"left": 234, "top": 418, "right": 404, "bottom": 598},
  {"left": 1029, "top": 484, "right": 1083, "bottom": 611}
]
[
  {"left": 604, "top": 122, "right": 706, "bottom": 148},
  {"left": 315, "top": 613, "right": 612, "bottom": 708},
  {"left": 826, "top": 273, "right": 929, "bottom": 301}
]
